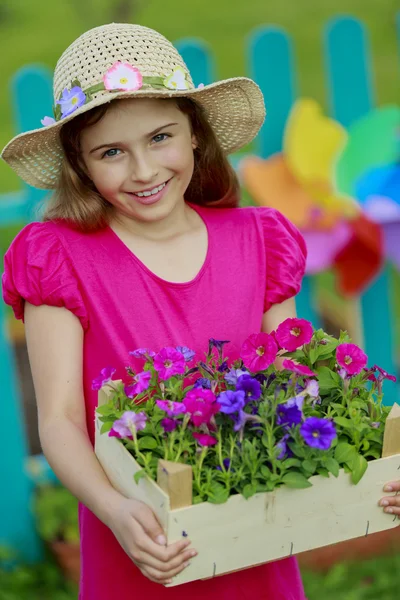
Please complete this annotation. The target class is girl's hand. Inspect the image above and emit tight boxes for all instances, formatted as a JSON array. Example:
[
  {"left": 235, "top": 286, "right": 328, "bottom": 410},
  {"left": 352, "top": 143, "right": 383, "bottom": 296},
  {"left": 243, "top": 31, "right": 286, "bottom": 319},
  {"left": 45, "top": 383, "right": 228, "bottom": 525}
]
[
  {"left": 107, "top": 496, "right": 197, "bottom": 585},
  {"left": 379, "top": 480, "right": 400, "bottom": 516}
]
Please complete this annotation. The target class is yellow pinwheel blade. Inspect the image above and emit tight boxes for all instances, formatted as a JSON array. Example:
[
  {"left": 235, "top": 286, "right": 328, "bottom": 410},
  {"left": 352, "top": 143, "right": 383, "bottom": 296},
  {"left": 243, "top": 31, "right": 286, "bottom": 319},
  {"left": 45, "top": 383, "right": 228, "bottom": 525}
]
[{"left": 284, "top": 98, "right": 348, "bottom": 183}]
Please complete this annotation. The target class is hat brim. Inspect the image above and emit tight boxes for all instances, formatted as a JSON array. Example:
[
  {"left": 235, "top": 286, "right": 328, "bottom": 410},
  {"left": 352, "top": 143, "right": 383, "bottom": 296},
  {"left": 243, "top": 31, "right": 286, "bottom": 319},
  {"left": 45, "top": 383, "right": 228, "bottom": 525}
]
[{"left": 1, "top": 77, "right": 265, "bottom": 190}]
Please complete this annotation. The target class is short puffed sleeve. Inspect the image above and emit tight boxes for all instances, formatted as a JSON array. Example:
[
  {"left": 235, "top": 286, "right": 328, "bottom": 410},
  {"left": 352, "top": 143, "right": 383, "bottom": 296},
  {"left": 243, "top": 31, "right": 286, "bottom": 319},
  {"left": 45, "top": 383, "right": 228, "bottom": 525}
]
[
  {"left": 257, "top": 207, "right": 307, "bottom": 312},
  {"left": 2, "top": 222, "right": 89, "bottom": 330}
]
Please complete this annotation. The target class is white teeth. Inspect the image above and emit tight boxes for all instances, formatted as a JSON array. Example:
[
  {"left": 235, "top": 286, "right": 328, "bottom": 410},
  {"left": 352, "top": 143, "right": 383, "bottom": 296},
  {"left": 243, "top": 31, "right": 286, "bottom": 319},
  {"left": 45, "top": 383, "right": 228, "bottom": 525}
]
[{"left": 134, "top": 182, "right": 166, "bottom": 197}]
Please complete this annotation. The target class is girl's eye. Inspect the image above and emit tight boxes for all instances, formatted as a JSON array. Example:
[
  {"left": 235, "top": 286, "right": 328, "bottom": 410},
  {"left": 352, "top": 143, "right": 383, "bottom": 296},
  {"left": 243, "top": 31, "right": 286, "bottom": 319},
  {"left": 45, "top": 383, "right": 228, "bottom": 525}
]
[
  {"left": 152, "top": 133, "right": 170, "bottom": 144},
  {"left": 102, "top": 148, "right": 121, "bottom": 158}
]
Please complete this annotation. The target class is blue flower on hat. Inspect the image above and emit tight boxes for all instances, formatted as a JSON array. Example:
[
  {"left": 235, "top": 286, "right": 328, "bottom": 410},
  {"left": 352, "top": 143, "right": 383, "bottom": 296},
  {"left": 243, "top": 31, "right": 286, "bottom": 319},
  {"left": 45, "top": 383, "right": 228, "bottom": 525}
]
[{"left": 56, "top": 86, "right": 86, "bottom": 118}]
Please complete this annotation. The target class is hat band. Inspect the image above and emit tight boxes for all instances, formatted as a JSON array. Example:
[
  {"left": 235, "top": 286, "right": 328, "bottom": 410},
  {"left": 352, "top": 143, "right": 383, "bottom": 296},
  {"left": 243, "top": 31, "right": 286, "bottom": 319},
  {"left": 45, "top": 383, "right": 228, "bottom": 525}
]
[{"left": 51, "top": 62, "right": 193, "bottom": 122}]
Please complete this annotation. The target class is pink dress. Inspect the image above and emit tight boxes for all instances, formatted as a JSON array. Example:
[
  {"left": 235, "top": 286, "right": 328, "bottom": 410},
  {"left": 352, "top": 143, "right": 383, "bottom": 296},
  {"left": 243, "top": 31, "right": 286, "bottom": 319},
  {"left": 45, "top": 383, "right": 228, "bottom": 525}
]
[{"left": 3, "top": 204, "right": 307, "bottom": 600}]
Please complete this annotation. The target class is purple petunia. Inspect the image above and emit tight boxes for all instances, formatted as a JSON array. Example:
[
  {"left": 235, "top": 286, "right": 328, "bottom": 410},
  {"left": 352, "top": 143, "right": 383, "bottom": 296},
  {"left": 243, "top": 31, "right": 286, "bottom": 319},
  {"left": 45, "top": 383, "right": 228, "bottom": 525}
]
[
  {"left": 92, "top": 366, "right": 116, "bottom": 390},
  {"left": 276, "top": 402, "right": 302, "bottom": 428},
  {"left": 56, "top": 86, "right": 86, "bottom": 118},
  {"left": 109, "top": 411, "right": 147, "bottom": 438},
  {"left": 300, "top": 417, "right": 337, "bottom": 450},
  {"left": 194, "top": 377, "right": 212, "bottom": 389},
  {"left": 129, "top": 348, "right": 156, "bottom": 359},
  {"left": 124, "top": 371, "right": 151, "bottom": 397},
  {"left": 217, "top": 390, "right": 246, "bottom": 415},
  {"left": 161, "top": 418, "right": 178, "bottom": 432},
  {"left": 236, "top": 374, "right": 262, "bottom": 402},
  {"left": 276, "top": 434, "right": 291, "bottom": 459},
  {"left": 176, "top": 346, "right": 196, "bottom": 362},
  {"left": 224, "top": 368, "right": 248, "bottom": 386}
]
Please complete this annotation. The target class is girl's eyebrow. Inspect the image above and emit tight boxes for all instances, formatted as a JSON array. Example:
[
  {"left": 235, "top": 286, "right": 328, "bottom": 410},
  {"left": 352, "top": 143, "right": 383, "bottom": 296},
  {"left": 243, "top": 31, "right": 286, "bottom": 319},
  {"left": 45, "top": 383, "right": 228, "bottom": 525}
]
[{"left": 89, "top": 122, "right": 179, "bottom": 154}]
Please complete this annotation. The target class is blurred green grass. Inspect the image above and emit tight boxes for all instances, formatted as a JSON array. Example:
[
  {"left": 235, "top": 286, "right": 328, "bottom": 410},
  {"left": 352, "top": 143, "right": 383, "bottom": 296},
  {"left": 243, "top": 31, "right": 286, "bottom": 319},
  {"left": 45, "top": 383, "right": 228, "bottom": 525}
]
[{"left": 0, "top": 0, "right": 399, "bottom": 193}]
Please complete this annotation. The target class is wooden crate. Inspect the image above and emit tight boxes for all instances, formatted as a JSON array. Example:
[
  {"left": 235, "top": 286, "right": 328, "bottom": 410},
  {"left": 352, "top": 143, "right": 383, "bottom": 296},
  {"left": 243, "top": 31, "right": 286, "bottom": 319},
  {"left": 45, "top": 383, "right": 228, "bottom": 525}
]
[{"left": 95, "top": 389, "right": 400, "bottom": 586}]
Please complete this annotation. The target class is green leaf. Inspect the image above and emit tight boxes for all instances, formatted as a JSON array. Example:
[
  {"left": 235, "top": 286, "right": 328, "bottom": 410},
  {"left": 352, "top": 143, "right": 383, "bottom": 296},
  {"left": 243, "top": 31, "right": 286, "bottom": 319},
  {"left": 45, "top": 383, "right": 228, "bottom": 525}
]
[
  {"left": 302, "top": 459, "right": 317, "bottom": 474},
  {"left": 96, "top": 404, "right": 115, "bottom": 416},
  {"left": 317, "top": 468, "right": 330, "bottom": 478},
  {"left": 260, "top": 465, "right": 271, "bottom": 478},
  {"left": 351, "top": 453, "right": 368, "bottom": 484},
  {"left": 282, "top": 472, "right": 312, "bottom": 489},
  {"left": 334, "top": 416, "right": 354, "bottom": 429},
  {"left": 334, "top": 441, "right": 358, "bottom": 465},
  {"left": 100, "top": 421, "right": 113, "bottom": 434},
  {"left": 208, "top": 482, "right": 230, "bottom": 504},
  {"left": 242, "top": 483, "right": 257, "bottom": 499},
  {"left": 325, "top": 457, "right": 340, "bottom": 477},
  {"left": 138, "top": 436, "right": 158, "bottom": 450},
  {"left": 133, "top": 469, "right": 147, "bottom": 484},
  {"left": 317, "top": 366, "right": 341, "bottom": 393},
  {"left": 281, "top": 458, "right": 302, "bottom": 469}
]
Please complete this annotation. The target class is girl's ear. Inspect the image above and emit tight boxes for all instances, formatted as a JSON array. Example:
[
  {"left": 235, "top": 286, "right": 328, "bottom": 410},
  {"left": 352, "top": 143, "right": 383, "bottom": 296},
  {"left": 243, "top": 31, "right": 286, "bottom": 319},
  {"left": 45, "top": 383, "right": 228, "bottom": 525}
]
[{"left": 191, "top": 134, "right": 198, "bottom": 150}]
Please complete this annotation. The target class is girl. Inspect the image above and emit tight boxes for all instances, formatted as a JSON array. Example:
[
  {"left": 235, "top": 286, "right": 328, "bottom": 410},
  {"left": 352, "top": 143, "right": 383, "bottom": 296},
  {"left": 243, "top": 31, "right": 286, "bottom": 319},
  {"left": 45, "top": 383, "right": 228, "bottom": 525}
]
[{"left": 2, "top": 22, "right": 398, "bottom": 600}]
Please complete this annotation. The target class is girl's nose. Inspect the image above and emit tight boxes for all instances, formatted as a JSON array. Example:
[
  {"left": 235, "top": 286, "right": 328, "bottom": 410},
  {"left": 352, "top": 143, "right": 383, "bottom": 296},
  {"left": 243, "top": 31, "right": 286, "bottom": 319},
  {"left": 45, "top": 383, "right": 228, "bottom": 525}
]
[{"left": 131, "top": 153, "right": 159, "bottom": 184}]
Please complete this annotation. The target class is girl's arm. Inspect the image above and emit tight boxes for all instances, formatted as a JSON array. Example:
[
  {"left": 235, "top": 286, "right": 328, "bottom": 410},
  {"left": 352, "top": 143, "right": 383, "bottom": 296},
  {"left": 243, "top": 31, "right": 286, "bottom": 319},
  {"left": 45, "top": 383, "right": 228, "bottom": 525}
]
[
  {"left": 24, "top": 302, "right": 196, "bottom": 585},
  {"left": 261, "top": 297, "right": 296, "bottom": 334}
]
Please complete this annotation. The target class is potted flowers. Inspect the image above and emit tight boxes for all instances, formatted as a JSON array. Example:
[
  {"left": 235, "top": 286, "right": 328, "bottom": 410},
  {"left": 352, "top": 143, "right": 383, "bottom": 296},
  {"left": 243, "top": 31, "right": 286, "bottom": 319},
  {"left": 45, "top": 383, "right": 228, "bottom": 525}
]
[
  {"left": 94, "top": 319, "right": 400, "bottom": 585},
  {"left": 34, "top": 484, "right": 80, "bottom": 583}
]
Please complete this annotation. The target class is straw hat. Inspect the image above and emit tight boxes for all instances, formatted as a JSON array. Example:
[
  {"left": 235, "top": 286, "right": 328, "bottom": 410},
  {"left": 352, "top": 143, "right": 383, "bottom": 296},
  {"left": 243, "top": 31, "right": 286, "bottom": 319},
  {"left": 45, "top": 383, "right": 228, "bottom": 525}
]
[{"left": 1, "top": 23, "right": 266, "bottom": 190}]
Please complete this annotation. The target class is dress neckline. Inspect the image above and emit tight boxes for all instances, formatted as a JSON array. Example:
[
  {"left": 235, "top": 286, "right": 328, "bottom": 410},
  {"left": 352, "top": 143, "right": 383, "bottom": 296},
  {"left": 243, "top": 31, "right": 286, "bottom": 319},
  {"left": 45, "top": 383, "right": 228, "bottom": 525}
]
[{"left": 105, "top": 203, "right": 212, "bottom": 288}]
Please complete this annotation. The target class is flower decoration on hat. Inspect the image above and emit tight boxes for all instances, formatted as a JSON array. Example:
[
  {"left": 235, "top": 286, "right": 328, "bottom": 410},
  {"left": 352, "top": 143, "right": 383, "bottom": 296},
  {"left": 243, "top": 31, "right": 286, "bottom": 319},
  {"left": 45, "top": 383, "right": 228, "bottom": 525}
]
[
  {"left": 46, "top": 62, "right": 192, "bottom": 126},
  {"left": 103, "top": 62, "right": 143, "bottom": 91},
  {"left": 56, "top": 86, "right": 86, "bottom": 118},
  {"left": 163, "top": 66, "right": 191, "bottom": 91},
  {"left": 40, "top": 116, "right": 56, "bottom": 127}
]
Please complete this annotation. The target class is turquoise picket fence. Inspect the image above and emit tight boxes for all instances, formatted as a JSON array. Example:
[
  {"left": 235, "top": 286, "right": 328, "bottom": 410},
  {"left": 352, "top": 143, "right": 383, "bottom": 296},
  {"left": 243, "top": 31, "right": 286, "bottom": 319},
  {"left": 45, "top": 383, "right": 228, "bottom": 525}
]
[{"left": 1, "top": 15, "right": 399, "bottom": 560}]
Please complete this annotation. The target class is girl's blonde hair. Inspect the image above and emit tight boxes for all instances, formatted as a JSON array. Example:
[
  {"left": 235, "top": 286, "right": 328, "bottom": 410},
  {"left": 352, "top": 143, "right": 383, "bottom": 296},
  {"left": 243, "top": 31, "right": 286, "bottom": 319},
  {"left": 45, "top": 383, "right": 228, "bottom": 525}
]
[{"left": 43, "top": 98, "right": 240, "bottom": 232}]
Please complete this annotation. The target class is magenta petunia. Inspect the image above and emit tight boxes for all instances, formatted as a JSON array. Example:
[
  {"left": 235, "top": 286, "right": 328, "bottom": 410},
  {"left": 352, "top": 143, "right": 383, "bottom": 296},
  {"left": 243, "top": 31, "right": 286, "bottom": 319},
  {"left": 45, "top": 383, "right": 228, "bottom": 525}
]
[
  {"left": 156, "top": 400, "right": 187, "bottom": 417},
  {"left": 125, "top": 371, "right": 151, "bottom": 397},
  {"left": 275, "top": 318, "right": 313, "bottom": 351},
  {"left": 336, "top": 343, "right": 367, "bottom": 376},
  {"left": 92, "top": 366, "right": 116, "bottom": 390},
  {"left": 282, "top": 359, "right": 316, "bottom": 378},
  {"left": 183, "top": 388, "right": 220, "bottom": 426},
  {"left": 240, "top": 333, "right": 278, "bottom": 372},
  {"left": 154, "top": 347, "right": 186, "bottom": 380},
  {"left": 110, "top": 411, "right": 147, "bottom": 438},
  {"left": 192, "top": 432, "right": 218, "bottom": 447}
]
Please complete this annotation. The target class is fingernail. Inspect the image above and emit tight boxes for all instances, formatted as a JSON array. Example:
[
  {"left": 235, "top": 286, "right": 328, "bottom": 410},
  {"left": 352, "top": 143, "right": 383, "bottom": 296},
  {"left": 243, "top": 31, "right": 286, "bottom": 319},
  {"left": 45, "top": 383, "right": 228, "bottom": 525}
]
[
  {"left": 385, "top": 507, "right": 393, "bottom": 513},
  {"left": 184, "top": 561, "right": 191, "bottom": 568},
  {"left": 384, "top": 485, "right": 393, "bottom": 492},
  {"left": 190, "top": 550, "right": 197, "bottom": 557},
  {"left": 156, "top": 534, "right": 167, "bottom": 545},
  {"left": 165, "top": 579, "right": 172, "bottom": 585},
  {"left": 381, "top": 500, "right": 389, "bottom": 506}
]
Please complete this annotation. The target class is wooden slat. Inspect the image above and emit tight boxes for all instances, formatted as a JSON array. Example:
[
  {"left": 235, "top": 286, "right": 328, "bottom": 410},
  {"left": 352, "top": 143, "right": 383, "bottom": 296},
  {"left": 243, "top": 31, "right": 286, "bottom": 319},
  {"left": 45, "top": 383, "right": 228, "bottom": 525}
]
[{"left": 157, "top": 460, "right": 193, "bottom": 509}]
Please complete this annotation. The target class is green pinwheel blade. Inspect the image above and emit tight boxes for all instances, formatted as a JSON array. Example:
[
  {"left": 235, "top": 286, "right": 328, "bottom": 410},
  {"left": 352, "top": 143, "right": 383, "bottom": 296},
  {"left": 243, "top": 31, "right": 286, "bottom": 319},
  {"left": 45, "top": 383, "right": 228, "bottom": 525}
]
[{"left": 335, "top": 105, "right": 400, "bottom": 196}]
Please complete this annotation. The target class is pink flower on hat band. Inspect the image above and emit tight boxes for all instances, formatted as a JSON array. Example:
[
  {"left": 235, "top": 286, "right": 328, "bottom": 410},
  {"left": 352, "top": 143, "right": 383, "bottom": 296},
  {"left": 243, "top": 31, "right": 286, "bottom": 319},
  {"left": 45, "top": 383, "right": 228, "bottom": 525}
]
[{"left": 103, "top": 62, "right": 143, "bottom": 92}]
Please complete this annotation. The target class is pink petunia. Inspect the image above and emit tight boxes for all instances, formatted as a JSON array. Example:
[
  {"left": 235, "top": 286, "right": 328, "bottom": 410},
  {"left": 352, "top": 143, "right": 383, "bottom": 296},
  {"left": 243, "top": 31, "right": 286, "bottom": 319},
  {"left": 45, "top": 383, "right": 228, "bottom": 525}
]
[
  {"left": 336, "top": 343, "right": 367, "bottom": 376},
  {"left": 103, "top": 62, "right": 143, "bottom": 91},
  {"left": 192, "top": 432, "right": 218, "bottom": 446},
  {"left": 275, "top": 318, "right": 313, "bottom": 351},
  {"left": 125, "top": 371, "right": 151, "bottom": 397},
  {"left": 183, "top": 388, "right": 220, "bottom": 427},
  {"left": 156, "top": 400, "right": 187, "bottom": 417},
  {"left": 282, "top": 359, "right": 316, "bottom": 378},
  {"left": 240, "top": 333, "right": 278, "bottom": 371},
  {"left": 154, "top": 347, "right": 186, "bottom": 380}
]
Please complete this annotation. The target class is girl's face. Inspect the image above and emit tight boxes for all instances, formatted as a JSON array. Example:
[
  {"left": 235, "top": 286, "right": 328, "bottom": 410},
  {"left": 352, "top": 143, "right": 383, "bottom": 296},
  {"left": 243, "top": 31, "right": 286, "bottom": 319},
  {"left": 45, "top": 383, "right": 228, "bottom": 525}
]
[{"left": 80, "top": 98, "right": 197, "bottom": 224}]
